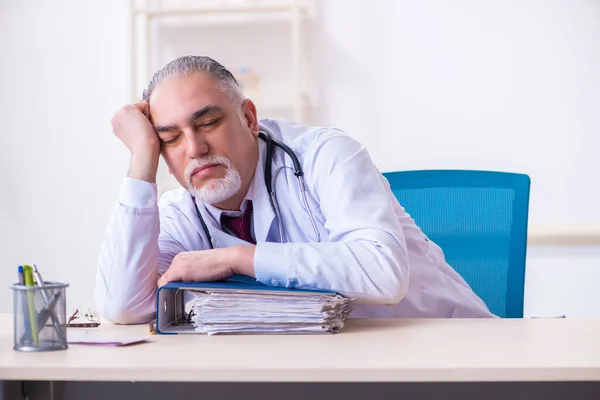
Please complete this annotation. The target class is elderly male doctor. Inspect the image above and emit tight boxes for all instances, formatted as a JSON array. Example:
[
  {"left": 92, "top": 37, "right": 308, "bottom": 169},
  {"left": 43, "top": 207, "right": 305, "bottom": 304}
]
[{"left": 95, "top": 55, "right": 493, "bottom": 324}]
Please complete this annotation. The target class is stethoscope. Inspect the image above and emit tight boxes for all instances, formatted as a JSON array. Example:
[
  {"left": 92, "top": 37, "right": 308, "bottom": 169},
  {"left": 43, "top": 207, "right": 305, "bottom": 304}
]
[{"left": 193, "top": 129, "right": 321, "bottom": 248}]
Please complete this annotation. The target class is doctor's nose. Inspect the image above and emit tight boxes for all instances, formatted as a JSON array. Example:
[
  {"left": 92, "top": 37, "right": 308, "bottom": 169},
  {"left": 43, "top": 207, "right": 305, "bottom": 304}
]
[{"left": 184, "top": 132, "right": 209, "bottom": 159}]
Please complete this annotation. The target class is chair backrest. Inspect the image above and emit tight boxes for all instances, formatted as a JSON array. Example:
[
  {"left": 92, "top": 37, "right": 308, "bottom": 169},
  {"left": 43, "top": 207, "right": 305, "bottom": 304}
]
[{"left": 382, "top": 170, "right": 530, "bottom": 318}]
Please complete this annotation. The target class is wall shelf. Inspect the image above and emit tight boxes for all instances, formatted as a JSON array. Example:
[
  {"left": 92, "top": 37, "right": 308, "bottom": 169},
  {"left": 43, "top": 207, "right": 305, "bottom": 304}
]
[
  {"left": 130, "top": 0, "right": 310, "bottom": 122},
  {"left": 133, "top": 4, "right": 305, "bottom": 17},
  {"left": 528, "top": 226, "right": 600, "bottom": 246}
]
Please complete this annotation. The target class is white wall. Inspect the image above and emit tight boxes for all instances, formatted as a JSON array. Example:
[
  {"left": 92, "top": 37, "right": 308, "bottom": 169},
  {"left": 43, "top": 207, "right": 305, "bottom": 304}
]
[
  {"left": 0, "top": 0, "right": 598, "bottom": 317},
  {"left": 0, "top": 0, "right": 130, "bottom": 313},
  {"left": 310, "top": 0, "right": 600, "bottom": 234},
  {"left": 525, "top": 246, "right": 600, "bottom": 317}
]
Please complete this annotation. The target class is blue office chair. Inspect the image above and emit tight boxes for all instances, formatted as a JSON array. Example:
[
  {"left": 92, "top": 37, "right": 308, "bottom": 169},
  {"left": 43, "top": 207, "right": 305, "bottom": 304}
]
[{"left": 382, "top": 170, "right": 530, "bottom": 318}]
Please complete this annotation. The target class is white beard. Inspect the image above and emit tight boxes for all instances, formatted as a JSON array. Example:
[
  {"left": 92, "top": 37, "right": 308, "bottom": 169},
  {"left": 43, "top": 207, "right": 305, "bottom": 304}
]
[{"left": 184, "top": 155, "right": 242, "bottom": 204}]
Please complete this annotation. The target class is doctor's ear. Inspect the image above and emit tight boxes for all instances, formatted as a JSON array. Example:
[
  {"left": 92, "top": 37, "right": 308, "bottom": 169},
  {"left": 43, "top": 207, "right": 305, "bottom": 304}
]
[{"left": 240, "top": 99, "right": 259, "bottom": 137}]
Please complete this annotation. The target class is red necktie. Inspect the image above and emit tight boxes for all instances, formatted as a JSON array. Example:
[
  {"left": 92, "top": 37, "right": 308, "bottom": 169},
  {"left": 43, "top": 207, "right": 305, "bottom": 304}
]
[{"left": 221, "top": 201, "right": 256, "bottom": 244}]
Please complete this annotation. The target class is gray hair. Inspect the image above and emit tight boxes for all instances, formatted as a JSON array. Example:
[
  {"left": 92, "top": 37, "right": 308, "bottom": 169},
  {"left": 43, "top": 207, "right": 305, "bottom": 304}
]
[{"left": 142, "top": 56, "right": 245, "bottom": 106}]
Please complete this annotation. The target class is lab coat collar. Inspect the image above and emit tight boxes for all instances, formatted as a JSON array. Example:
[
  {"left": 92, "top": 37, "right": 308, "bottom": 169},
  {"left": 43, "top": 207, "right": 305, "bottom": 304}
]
[{"left": 200, "top": 137, "right": 276, "bottom": 244}]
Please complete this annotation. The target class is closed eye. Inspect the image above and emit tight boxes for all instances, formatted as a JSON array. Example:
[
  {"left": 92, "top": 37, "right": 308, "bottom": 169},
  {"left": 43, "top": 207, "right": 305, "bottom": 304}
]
[
  {"left": 161, "top": 135, "right": 181, "bottom": 145},
  {"left": 196, "top": 117, "right": 221, "bottom": 129}
]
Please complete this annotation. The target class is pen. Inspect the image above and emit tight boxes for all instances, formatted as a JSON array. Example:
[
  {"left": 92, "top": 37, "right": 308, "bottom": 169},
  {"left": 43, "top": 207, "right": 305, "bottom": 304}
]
[
  {"left": 23, "top": 265, "right": 39, "bottom": 346},
  {"left": 17, "top": 266, "right": 25, "bottom": 285},
  {"left": 17, "top": 266, "right": 32, "bottom": 345},
  {"left": 36, "top": 292, "right": 61, "bottom": 331},
  {"left": 32, "top": 264, "right": 65, "bottom": 342}
]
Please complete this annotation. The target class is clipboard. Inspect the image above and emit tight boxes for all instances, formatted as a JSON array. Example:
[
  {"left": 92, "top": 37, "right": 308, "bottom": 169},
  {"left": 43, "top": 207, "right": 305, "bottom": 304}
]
[{"left": 155, "top": 275, "right": 337, "bottom": 335}]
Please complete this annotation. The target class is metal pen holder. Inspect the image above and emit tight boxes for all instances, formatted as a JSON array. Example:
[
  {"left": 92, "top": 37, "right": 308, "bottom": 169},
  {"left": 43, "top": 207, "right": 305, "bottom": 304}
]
[{"left": 11, "top": 282, "right": 69, "bottom": 352}]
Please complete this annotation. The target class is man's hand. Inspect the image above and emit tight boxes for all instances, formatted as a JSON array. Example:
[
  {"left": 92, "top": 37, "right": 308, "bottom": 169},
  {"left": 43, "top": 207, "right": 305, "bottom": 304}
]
[
  {"left": 157, "top": 245, "right": 256, "bottom": 287},
  {"left": 111, "top": 101, "right": 161, "bottom": 183}
]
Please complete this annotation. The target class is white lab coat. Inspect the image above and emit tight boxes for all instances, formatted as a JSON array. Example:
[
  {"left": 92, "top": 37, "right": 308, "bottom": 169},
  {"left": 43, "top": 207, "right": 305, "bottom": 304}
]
[{"left": 95, "top": 119, "right": 494, "bottom": 324}]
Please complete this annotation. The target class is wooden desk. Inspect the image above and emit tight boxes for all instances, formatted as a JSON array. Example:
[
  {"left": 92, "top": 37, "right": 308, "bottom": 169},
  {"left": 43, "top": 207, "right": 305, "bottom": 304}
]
[{"left": 2, "top": 314, "right": 600, "bottom": 383}]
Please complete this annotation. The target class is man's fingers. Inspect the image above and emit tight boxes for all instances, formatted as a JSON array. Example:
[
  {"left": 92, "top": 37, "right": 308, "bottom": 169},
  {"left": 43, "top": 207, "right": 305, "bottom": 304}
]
[
  {"left": 157, "top": 257, "right": 186, "bottom": 286},
  {"left": 157, "top": 270, "right": 173, "bottom": 287},
  {"left": 157, "top": 273, "right": 167, "bottom": 287},
  {"left": 158, "top": 250, "right": 230, "bottom": 287},
  {"left": 134, "top": 101, "right": 150, "bottom": 119}
]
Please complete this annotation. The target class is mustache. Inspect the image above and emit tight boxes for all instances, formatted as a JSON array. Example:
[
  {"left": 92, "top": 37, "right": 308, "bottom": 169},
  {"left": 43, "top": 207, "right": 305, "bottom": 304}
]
[{"left": 184, "top": 155, "right": 232, "bottom": 182}]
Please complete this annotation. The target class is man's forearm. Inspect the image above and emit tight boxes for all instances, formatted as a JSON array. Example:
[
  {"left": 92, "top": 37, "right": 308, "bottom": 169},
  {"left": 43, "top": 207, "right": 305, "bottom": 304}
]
[
  {"left": 253, "top": 238, "right": 409, "bottom": 303},
  {"left": 128, "top": 151, "right": 160, "bottom": 183},
  {"left": 230, "top": 245, "right": 256, "bottom": 277},
  {"left": 94, "top": 179, "right": 161, "bottom": 324}
]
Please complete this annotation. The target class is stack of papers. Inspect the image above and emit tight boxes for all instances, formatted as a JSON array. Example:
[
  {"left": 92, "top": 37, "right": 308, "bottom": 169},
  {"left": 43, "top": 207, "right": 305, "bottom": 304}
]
[{"left": 189, "top": 289, "right": 351, "bottom": 335}]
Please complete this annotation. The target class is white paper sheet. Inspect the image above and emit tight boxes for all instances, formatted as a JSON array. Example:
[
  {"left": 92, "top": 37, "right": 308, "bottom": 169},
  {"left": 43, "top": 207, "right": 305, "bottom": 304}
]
[
  {"left": 67, "top": 332, "right": 152, "bottom": 346},
  {"left": 189, "top": 289, "right": 352, "bottom": 335}
]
